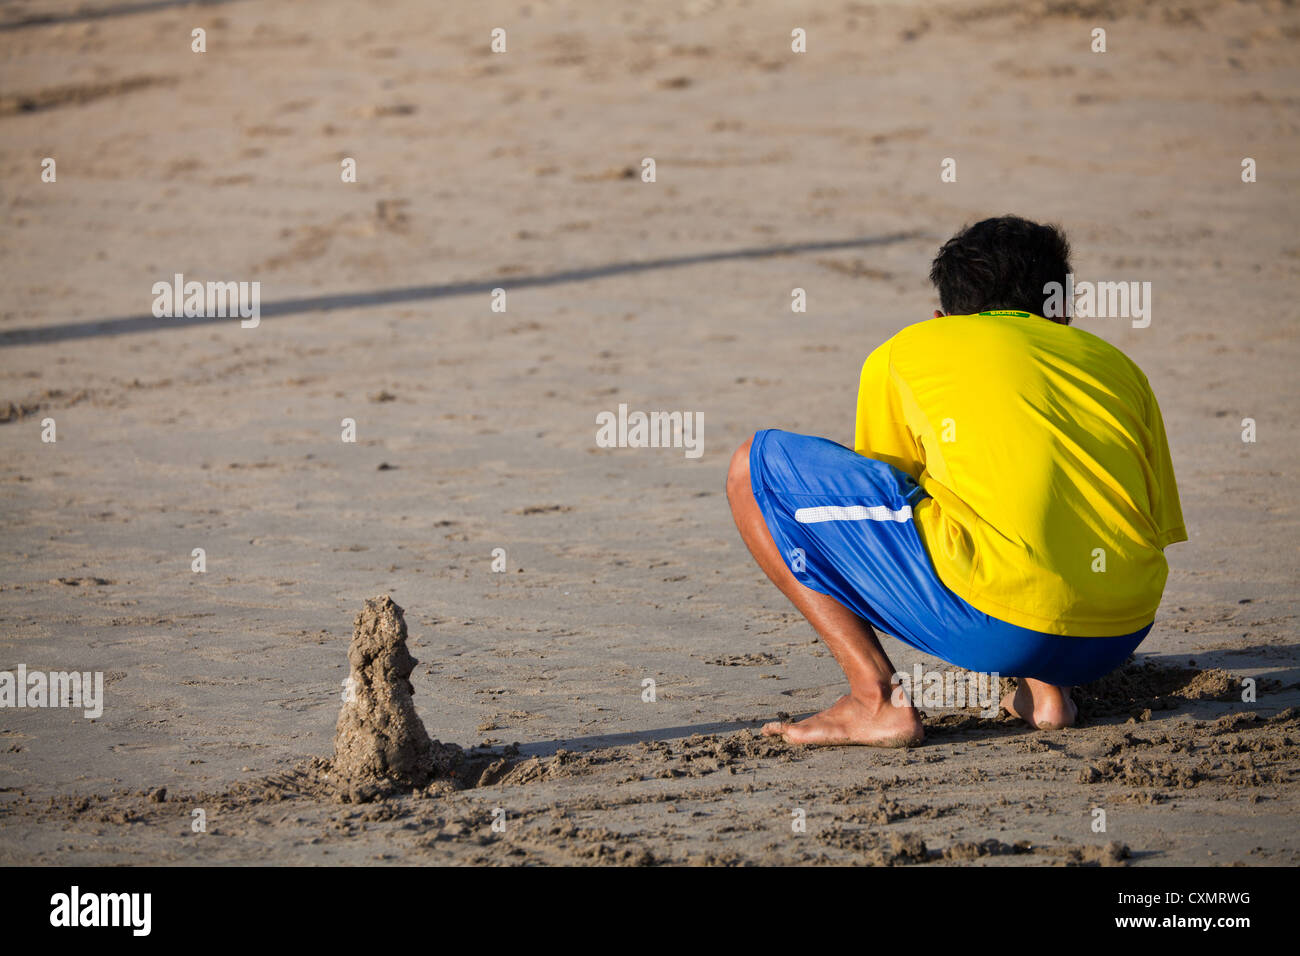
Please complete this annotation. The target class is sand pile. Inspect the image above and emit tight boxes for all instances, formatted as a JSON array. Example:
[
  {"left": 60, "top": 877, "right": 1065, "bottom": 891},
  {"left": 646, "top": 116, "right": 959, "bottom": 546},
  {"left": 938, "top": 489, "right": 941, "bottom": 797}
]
[
  {"left": 1073, "top": 657, "right": 1252, "bottom": 720},
  {"left": 1178, "top": 668, "right": 1240, "bottom": 701},
  {"left": 333, "top": 595, "right": 453, "bottom": 790}
]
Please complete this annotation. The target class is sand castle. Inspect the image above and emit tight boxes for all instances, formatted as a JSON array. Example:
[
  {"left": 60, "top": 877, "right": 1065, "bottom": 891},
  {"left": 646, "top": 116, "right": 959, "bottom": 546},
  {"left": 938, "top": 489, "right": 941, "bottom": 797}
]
[{"left": 333, "top": 595, "right": 442, "bottom": 788}]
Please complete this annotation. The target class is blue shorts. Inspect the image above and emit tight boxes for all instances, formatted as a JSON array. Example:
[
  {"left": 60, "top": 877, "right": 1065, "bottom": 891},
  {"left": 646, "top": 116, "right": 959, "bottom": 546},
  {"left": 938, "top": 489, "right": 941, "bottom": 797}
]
[{"left": 749, "top": 429, "right": 1151, "bottom": 686}]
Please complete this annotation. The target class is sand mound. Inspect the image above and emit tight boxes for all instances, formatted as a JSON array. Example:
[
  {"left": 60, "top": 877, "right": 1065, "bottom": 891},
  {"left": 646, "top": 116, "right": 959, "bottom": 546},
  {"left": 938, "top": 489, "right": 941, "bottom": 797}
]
[
  {"left": 1178, "top": 668, "right": 1240, "bottom": 701},
  {"left": 332, "top": 595, "right": 451, "bottom": 789},
  {"left": 1073, "top": 657, "right": 1253, "bottom": 720}
]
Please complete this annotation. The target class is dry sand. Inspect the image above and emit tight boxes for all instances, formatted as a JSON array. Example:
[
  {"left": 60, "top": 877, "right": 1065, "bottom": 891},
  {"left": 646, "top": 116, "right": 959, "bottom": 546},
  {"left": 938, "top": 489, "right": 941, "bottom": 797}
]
[{"left": 1, "top": 0, "right": 1298, "bottom": 865}]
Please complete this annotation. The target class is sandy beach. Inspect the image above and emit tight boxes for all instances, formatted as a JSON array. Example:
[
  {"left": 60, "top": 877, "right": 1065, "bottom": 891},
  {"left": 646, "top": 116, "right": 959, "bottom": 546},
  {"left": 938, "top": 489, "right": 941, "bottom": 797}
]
[{"left": 1, "top": 0, "right": 1298, "bottom": 865}]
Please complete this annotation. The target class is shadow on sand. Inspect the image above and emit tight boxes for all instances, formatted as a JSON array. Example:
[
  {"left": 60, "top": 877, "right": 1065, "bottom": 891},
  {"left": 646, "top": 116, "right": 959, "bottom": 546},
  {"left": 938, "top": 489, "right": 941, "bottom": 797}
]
[{"left": 0, "top": 231, "right": 921, "bottom": 347}]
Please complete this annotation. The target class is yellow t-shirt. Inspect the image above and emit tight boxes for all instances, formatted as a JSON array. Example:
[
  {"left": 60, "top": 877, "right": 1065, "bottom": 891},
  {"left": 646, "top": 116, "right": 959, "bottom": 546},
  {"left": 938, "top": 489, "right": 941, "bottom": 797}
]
[{"left": 854, "top": 311, "right": 1186, "bottom": 636}]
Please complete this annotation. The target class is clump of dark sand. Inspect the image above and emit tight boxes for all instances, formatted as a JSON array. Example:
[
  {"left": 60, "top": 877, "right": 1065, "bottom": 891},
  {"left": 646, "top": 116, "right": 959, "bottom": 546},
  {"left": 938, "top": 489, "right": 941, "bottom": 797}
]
[
  {"left": 333, "top": 595, "right": 459, "bottom": 791},
  {"left": 1178, "top": 668, "right": 1241, "bottom": 701},
  {"left": 1073, "top": 657, "right": 1257, "bottom": 721}
]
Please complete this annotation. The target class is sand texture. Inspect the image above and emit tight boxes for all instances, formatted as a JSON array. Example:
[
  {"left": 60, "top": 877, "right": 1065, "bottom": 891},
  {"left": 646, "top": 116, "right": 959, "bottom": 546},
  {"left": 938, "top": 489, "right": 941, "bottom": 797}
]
[{"left": 1, "top": 0, "right": 1298, "bottom": 865}]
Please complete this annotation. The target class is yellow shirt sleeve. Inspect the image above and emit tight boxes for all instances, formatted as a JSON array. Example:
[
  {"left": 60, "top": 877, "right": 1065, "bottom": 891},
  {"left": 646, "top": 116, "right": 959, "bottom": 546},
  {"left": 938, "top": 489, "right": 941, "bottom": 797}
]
[
  {"left": 854, "top": 339, "right": 924, "bottom": 479},
  {"left": 1144, "top": 384, "right": 1188, "bottom": 548}
]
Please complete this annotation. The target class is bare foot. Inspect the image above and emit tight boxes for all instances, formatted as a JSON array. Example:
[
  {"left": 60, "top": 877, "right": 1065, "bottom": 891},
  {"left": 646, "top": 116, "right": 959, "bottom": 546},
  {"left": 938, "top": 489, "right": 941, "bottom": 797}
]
[
  {"left": 1001, "top": 678, "right": 1077, "bottom": 729},
  {"left": 762, "top": 693, "right": 924, "bottom": 748}
]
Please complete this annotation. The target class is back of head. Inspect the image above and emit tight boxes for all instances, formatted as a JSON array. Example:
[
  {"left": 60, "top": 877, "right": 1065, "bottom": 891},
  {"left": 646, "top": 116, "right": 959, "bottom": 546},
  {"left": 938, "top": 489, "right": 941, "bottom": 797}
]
[{"left": 929, "top": 215, "right": 1072, "bottom": 324}]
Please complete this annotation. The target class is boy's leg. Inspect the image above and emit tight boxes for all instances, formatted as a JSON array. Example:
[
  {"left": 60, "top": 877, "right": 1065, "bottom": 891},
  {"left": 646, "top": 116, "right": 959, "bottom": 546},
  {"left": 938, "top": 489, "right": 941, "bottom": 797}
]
[
  {"left": 726, "top": 437, "right": 923, "bottom": 747},
  {"left": 1001, "top": 677, "right": 1077, "bottom": 729}
]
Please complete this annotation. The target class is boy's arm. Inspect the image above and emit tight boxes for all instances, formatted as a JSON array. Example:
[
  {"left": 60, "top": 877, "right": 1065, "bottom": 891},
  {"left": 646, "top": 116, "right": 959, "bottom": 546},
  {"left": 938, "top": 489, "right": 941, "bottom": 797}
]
[
  {"left": 1144, "top": 384, "right": 1188, "bottom": 548},
  {"left": 854, "top": 339, "right": 924, "bottom": 479}
]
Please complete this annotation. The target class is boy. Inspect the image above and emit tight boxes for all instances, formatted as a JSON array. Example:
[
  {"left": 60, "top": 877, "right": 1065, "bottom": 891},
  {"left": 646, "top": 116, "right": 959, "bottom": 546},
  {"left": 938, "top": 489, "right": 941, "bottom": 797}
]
[{"left": 726, "top": 216, "right": 1185, "bottom": 746}]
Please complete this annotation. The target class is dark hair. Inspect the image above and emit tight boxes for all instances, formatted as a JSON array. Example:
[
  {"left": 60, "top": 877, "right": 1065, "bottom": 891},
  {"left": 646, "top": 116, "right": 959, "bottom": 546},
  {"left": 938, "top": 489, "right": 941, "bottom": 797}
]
[{"left": 928, "top": 215, "right": 1072, "bottom": 323}]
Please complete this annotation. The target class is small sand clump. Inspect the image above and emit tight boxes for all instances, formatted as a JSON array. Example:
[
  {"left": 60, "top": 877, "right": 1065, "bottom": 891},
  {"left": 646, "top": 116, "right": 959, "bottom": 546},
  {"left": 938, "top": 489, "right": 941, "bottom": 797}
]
[
  {"left": 1178, "top": 668, "right": 1239, "bottom": 701},
  {"left": 333, "top": 595, "right": 456, "bottom": 790}
]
